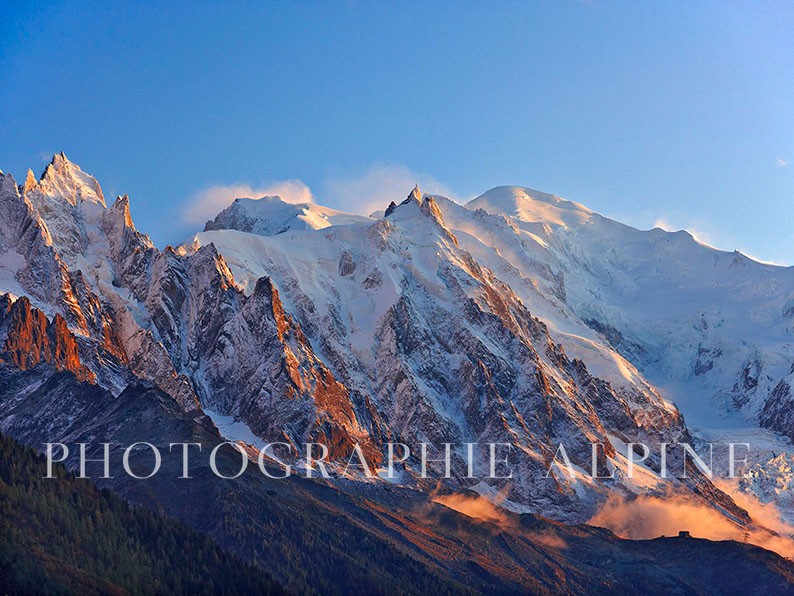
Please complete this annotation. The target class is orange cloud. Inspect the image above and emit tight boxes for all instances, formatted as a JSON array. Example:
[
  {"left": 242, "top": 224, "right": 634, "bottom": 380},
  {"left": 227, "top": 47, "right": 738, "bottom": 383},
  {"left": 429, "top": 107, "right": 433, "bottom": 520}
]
[
  {"left": 432, "top": 491, "right": 567, "bottom": 548},
  {"left": 589, "top": 491, "right": 794, "bottom": 559},
  {"left": 433, "top": 493, "right": 509, "bottom": 526}
]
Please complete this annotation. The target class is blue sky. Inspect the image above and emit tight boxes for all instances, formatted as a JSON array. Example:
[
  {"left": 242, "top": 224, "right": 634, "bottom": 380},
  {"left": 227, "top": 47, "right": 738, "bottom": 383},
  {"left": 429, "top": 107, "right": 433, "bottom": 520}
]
[{"left": 1, "top": 1, "right": 792, "bottom": 263}]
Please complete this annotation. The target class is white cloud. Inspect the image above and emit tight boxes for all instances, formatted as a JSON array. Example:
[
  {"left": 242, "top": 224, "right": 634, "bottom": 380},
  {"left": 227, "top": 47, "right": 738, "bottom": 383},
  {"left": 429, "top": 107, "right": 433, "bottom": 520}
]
[
  {"left": 179, "top": 164, "right": 458, "bottom": 230},
  {"left": 181, "top": 179, "right": 313, "bottom": 226},
  {"left": 775, "top": 158, "right": 789, "bottom": 169},
  {"left": 323, "top": 163, "right": 459, "bottom": 216}
]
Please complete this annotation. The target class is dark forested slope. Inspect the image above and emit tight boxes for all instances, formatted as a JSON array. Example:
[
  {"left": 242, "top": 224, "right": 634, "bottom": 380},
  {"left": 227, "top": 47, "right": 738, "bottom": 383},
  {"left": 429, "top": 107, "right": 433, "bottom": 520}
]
[{"left": 0, "top": 432, "right": 285, "bottom": 596}]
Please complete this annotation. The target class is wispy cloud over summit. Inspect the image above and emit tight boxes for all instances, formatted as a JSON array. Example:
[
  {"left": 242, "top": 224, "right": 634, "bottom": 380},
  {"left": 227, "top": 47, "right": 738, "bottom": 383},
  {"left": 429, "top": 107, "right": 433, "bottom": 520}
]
[
  {"left": 324, "top": 163, "right": 459, "bottom": 216},
  {"left": 182, "top": 179, "right": 313, "bottom": 226}
]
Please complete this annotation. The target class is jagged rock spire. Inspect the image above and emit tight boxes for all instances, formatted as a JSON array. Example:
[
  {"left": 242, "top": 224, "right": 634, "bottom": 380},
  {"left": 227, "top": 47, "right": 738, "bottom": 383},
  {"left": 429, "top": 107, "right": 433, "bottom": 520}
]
[
  {"left": 384, "top": 201, "right": 398, "bottom": 217},
  {"left": 36, "top": 152, "right": 105, "bottom": 207},
  {"left": 385, "top": 185, "right": 423, "bottom": 217},
  {"left": 408, "top": 183, "right": 422, "bottom": 203},
  {"left": 22, "top": 169, "right": 38, "bottom": 194}
]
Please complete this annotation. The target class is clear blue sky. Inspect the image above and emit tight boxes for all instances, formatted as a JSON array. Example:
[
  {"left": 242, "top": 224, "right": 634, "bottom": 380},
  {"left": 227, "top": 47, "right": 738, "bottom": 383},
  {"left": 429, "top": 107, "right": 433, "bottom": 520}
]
[{"left": 1, "top": 1, "right": 792, "bottom": 263}]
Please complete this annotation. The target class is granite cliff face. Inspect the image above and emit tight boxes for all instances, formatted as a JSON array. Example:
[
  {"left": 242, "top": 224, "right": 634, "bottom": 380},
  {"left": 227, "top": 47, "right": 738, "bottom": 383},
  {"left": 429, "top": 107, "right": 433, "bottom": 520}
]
[{"left": 0, "top": 294, "right": 94, "bottom": 382}]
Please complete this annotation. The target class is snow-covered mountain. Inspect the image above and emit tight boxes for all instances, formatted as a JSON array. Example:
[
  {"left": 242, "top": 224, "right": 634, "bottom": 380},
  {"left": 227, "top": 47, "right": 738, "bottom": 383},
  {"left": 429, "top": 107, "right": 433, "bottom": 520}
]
[
  {"left": 186, "top": 188, "right": 702, "bottom": 520},
  {"left": 457, "top": 186, "right": 794, "bottom": 517},
  {"left": 1, "top": 154, "right": 792, "bottom": 534},
  {"left": 205, "top": 195, "right": 372, "bottom": 235},
  {"left": 187, "top": 181, "right": 794, "bottom": 521},
  {"left": 463, "top": 185, "right": 794, "bottom": 437}
]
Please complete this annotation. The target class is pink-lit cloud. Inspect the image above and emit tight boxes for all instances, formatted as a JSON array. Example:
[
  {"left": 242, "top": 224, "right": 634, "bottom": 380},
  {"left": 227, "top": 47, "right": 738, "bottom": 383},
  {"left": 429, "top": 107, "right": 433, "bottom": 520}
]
[{"left": 433, "top": 492, "right": 511, "bottom": 526}]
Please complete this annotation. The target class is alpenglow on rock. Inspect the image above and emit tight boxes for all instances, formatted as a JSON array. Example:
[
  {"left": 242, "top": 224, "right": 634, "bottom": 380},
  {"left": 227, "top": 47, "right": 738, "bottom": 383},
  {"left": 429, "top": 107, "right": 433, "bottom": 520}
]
[{"left": 1, "top": 156, "right": 793, "bottom": 528}]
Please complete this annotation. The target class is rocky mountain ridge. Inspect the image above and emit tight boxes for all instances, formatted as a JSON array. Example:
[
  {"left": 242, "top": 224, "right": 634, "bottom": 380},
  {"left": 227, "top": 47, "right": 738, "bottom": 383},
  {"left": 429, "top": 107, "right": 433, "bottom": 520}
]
[{"left": 0, "top": 154, "right": 789, "bottom": 530}]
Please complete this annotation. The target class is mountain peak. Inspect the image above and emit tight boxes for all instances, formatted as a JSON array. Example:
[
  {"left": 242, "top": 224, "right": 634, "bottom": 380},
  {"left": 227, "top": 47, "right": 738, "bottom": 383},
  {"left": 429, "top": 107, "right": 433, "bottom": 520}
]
[
  {"left": 385, "top": 185, "right": 424, "bottom": 217},
  {"left": 36, "top": 153, "right": 105, "bottom": 207},
  {"left": 108, "top": 194, "right": 135, "bottom": 229},
  {"left": 205, "top": 195, "right": 369, "bottom": 236},
  {"left": 51, "top": 151, "right": 69, "bottom": 167},
  {"left": 466, "top": 186, "right": 593, "bottom": 228},
  {"left": 23, "top": 169, "right": 38, "bottom": 194}
]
